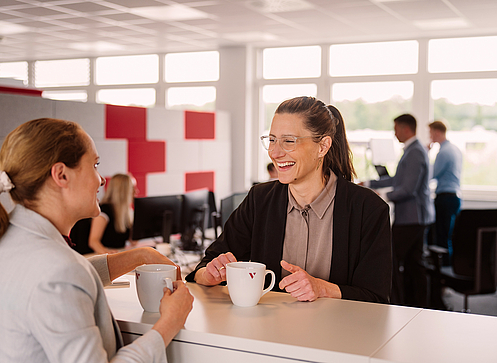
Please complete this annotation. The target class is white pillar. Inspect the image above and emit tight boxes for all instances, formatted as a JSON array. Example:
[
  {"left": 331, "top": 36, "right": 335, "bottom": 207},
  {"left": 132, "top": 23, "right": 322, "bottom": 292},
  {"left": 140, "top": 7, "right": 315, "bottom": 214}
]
[{"left": 217, "top": 46, "right": 254, "bottom": 192}]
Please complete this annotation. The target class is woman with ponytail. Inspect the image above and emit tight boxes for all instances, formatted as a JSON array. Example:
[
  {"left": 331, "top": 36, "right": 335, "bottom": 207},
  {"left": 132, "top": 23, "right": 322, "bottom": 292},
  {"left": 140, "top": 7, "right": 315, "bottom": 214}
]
[
  {"left": 0, "top": 118, "right": 193, "bottom": 363},
  {"left": 187, "top": 96, "right": 392, "bottom": 303}
]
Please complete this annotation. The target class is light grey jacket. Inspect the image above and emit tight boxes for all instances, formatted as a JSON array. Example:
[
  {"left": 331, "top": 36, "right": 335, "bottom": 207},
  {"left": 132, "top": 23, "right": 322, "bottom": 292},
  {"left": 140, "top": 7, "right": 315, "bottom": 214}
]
[
  {"left": 0, "top": 204, "right": 166, "bottom": 363},
  {"left": 370, "top": 138, "right": 435, "bottom": 226}
]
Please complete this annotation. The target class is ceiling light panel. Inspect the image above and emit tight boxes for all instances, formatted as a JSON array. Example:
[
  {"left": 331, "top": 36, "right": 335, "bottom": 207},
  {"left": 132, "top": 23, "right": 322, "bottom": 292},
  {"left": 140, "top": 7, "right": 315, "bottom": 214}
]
[
  {"left": 130, "top": 4, "right": 210, "bottom": 21},
  {"left": 247, "top": 0, "right": 314, "bottom": 13}
]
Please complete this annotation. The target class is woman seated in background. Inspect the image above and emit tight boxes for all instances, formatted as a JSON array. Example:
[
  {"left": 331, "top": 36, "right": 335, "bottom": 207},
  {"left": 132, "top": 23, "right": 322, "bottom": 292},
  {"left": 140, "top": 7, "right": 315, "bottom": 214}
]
[
  {"left": 0, "top": 118, "right": 193, "bottom": 363},
  {"left": 89, "top": 173, "right": 136, "bottom": 254},
  {"left": 186, "top": 96, "right": 392, "bottom": 303}
]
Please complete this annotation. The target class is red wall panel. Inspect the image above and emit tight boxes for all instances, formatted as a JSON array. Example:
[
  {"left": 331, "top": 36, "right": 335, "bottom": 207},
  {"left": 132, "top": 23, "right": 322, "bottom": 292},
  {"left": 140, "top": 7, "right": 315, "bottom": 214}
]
[
  {"left": 106, "top": 104, "right": 147, "bottom": 140},
  {"left": 128, "top": 141, "right": 166, "bottom": 174},
  {"left": 185, "top": 171, "right": 215, "bottom": 192},
  {"left": 185, "top": 110, "right": 215, "bottom": 140}
]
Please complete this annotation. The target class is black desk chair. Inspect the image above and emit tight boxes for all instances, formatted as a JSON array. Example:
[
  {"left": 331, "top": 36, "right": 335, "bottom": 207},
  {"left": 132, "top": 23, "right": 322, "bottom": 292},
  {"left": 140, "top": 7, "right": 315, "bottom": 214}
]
[
  {"left": 70, "top": 218, "right": 93, "bottom": 255},
  {"left": 211, "top": 211, "right": 222, "bottom": 239},
  {"left": 428, "top": 209, "right": 497, "bottom": 312}
]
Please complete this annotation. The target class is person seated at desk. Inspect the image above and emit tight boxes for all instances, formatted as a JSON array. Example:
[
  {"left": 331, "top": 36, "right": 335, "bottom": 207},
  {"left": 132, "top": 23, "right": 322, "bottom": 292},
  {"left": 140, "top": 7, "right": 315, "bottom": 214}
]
[
  {"left": 186, "top": 96, "right": 392, "bottom": 303},
  {"left": 89, "top": 173, "right": 136, "bottom": 254},
  {"left": 0, "top": 118, "right": 192, "bottom": 363}
]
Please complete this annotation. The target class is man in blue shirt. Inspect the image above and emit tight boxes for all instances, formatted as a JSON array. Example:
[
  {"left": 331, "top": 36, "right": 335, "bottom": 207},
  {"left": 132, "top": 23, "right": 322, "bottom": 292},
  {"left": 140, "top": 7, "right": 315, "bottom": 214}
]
[{"left": 429, "top": 120, "right": 463, "bottom": 265}]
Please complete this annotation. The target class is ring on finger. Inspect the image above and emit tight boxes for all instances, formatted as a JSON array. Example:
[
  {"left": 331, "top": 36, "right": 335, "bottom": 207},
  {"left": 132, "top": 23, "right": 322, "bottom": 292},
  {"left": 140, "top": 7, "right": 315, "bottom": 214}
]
[{"left": 218, "top": 266, "right": 225, "bottom": 271}]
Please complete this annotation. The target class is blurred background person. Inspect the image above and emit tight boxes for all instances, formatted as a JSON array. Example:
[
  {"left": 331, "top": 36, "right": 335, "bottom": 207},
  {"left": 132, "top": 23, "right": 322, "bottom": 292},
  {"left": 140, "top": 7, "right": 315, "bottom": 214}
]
[
  {"left": 428, "top": 120, "right": 462, "bottom": 265},
  {"left": 89, "top": 173, "right": 137, "bottom": 254},
  {"left": 267, "top": 162, "right": 278, "bottom": 180},
  {"left": 362, "top": 114, "right": 434, "bottom": 307}
]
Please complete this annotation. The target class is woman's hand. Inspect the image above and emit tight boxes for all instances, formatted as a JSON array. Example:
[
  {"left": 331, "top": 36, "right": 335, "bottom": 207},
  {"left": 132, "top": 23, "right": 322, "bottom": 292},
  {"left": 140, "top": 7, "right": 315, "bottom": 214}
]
[
  {"left": 107, "top": 247, "right": 181, "bottom": 281},
  {"left": 195, "top": 252, "right": 237, "bottom": 286},
  {"left": 141, "top": 247, "right": 181, "bottom": 280},
  {"left": 153, "top": 281, "right": 194, "bottom": 346},
  {"left": 279, "top": 260, "right": 341, "bottom": 301}
]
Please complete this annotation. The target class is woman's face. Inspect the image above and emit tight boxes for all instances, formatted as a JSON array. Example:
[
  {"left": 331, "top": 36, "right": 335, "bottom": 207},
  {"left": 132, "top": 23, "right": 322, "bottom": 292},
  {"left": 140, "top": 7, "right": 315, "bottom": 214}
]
[
  {"left": 68, "top": 132, "right": 104, "bottom": 220},
  {"left": 268, "top": 112, "right": 324, "bottom": 186}
]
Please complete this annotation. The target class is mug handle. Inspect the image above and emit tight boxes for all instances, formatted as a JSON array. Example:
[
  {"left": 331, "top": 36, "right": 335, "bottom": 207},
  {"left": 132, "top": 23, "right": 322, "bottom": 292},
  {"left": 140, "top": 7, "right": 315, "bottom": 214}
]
[
  {"left": 261, "top": 270, "right": 276, "bottom": 296},
  {"left": 162, "top": 277, "right": 173, "bottom": 292}
]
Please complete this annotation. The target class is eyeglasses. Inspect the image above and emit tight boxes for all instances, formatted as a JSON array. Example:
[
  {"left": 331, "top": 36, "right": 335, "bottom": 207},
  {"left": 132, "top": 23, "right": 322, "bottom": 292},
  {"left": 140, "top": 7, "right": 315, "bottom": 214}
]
[{"left": 260, "top": 135, "right": 323, "bottom": 153}]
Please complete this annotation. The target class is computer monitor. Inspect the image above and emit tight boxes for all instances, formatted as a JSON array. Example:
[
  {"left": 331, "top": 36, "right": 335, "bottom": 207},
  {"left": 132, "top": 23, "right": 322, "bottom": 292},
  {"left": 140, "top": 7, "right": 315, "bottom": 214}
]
[
  {"left": 181, "top": 189, "right": 210, "bottom": 250},
  {"left": 221, "top": 192, "right": 248, "bottom": 228},
  {"left": 132, "top": 195, "right": 183, "bottom": 242}
]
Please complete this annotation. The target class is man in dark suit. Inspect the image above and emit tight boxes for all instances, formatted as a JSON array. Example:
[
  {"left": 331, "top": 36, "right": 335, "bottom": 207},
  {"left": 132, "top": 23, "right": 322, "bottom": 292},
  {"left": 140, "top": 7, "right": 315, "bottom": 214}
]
[{"left": 365, "top": 114, "right": 434, "bottom": 307}]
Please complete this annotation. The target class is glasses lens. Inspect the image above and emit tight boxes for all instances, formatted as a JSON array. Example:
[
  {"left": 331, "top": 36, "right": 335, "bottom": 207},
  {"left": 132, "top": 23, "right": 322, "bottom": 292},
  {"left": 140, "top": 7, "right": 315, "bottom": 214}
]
[
  {"left": 261, "top": 136, "right": 270, "bottom": 150},
  {"left": 281, "top": 137, "right": 297, "bottom": 152}
]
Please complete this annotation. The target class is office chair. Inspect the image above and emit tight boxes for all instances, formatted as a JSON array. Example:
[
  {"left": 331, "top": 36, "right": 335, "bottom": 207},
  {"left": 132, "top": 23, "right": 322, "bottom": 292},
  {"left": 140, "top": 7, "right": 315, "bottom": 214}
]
[
  {"left": 428, "top": 209, "right": 497, "bottom": 312},
  {"left": 211, "top": 211, "right": 222, "bottom": 239},
  {"left": 69, "top": 218, "right": 93, "bottom": 255}
]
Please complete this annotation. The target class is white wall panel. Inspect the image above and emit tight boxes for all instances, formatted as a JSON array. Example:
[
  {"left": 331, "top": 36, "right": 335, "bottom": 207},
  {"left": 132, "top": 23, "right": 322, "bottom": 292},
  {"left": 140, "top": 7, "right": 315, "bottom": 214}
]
[
  {"left": 94, "top": 140, "right": 128, "bottom": 179},
  {"left": 168, "top": 141, "right": 200, "bottom": 172},
  {"left": 215, "top": 110, "right": 231, "bottom": 142},
  {"left": 0, "top": 94, "right": 53, "bottom": 138},
  {"left": 147, "top": 108, "right": 183, "bottom": 141},
  {"left": 147, "top": 172, "right": 184, "bottom": 196},
  {"left": 215, "top": 170, "right": 233, "bottom": 201},
  {"left": 200, "top": 141, "right": 231, "bottom": 172},
  {"left": 54, "top": 100, "right": 105, "bottom": 140}
]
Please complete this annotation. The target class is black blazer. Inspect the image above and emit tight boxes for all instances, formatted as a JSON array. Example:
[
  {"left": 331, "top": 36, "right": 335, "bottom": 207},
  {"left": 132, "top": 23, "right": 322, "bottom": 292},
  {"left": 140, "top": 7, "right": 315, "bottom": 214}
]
[{"left": 186, "top": 176, "right": 392, "bottom": 303}]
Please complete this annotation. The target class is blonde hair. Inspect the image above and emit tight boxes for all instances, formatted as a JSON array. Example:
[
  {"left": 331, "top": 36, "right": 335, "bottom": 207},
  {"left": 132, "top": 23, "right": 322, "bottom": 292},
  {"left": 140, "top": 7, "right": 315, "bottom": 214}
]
[
  {"left": 101, "top": 173, "right": 134, "bottom": 233},
  {"left": 0, "top": 118, "right": 87, "bottom": 238}
]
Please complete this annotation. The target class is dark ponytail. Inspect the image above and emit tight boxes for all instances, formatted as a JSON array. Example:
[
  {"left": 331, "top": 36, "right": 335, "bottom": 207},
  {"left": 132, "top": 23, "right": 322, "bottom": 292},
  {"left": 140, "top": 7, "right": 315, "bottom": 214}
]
[
  {"left": 275, "top": 96, "right": 355, "bottom": 182},
  {"left": 326, "top": 105, "right": 355, "bottom": 181}
]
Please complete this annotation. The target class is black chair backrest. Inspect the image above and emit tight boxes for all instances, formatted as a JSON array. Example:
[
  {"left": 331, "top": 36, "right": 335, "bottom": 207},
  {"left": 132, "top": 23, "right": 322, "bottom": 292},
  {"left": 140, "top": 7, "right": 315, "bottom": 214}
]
[
  {"left": 452, "top": 209, "right": 497, "bottom": 292},
  {"left": 70, "top": 218, "right": 93, "bottom": 255}
]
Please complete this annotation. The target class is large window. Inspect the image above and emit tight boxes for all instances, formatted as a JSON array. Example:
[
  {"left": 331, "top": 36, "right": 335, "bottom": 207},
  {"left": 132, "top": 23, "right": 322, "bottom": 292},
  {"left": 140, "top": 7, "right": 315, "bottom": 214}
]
[
  {"left": 263, "top": 46, "right": 321, "bottom": 79},
  {"left": 42, "top": 90, "right": 87, "bottom": 102},
  {"left": 35, "top": 58, "right": 89, "bottom": 87},
  {"left": 428, "top": 36, "right": 497, "bottom": 73},
  {"left": 165, "top": 51, "right": 219, "bottom": 83},
  {"left": 332, "top": 81, "right": 413, "bottom": 180},
  {"left": 0, "top": 61, "right": 28, "bottom": 84},
  {"left": 330, "top": 40, "right": 418, "bottom": 76},
  {"left": 96, "top": 54, "right": 158, "bottom": 85},
  {"left": 167, "top": 86, "right": 216, "bottom": 111},
  {"left": 97, "top": 88, "right": 156, "bottom": 107},
  {"left": 428, "top": 36, "right": 497, "bottom": 187},
  {"left": 164, "top": 51, "right": 219, "bottom": 110},
  {"left": 432, "top": 79, "right": 497, "bottom": 186}
]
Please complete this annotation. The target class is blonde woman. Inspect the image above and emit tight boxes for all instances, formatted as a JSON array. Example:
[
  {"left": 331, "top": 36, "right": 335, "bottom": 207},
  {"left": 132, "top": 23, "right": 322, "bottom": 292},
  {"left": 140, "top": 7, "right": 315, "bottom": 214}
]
[
  {"left": 89, "top": 173, "right": 136, "bottom": 254},
  {"left": 0, "top": 118, "right": 192, "bottom": 363}
]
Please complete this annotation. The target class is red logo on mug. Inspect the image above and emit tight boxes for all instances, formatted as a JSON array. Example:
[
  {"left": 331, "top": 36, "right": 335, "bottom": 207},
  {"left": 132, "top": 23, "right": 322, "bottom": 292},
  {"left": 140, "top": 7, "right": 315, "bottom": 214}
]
[{"left": 249, "top": 272, "right": 256, "bottom": 279}]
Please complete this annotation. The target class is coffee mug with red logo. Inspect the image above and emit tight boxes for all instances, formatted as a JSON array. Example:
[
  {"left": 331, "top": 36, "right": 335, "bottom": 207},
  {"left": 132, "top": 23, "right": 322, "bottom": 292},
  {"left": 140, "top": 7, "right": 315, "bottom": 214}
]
[
  {"left": 135, "top": 264, "right": 175, "bottom": 313},
  {"left": 226, "top": 261, "right": 276, "bottom": 307}
]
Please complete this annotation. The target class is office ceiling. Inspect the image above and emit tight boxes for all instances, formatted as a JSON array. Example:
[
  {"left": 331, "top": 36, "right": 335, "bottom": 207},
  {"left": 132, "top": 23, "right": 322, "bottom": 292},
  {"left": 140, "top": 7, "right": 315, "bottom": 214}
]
[{"left": 1, "top": 0, "right": 497, "bottom": 62}]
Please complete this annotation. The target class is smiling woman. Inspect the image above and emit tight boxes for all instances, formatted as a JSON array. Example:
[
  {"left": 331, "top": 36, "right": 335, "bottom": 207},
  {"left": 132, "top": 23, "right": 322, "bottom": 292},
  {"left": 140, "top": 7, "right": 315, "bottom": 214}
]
[
  {"left": 0, "top": 118, "right": 193, "bottom": 363},
  {"left": 187, "top": 96, "right": 392, "bottom": 304}
]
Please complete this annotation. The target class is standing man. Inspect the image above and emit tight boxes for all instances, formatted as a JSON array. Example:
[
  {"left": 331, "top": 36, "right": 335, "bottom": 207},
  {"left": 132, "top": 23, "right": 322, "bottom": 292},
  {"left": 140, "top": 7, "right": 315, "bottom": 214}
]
[
  {"left": 363, "top": 114, "right": 434, "bottom": 307},
  {"left": 428, "top": 120, "right": 462, "bottom": 265}
]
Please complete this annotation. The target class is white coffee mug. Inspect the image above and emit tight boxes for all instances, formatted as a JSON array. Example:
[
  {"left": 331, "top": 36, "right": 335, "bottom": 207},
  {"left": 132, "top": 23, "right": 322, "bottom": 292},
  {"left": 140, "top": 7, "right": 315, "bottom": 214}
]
[
  {"left": 135, "top": 264, "right": 176, "bottom": 313},
  {"left": 226, "top": 262, "right": 276, "bottom": 307}
]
